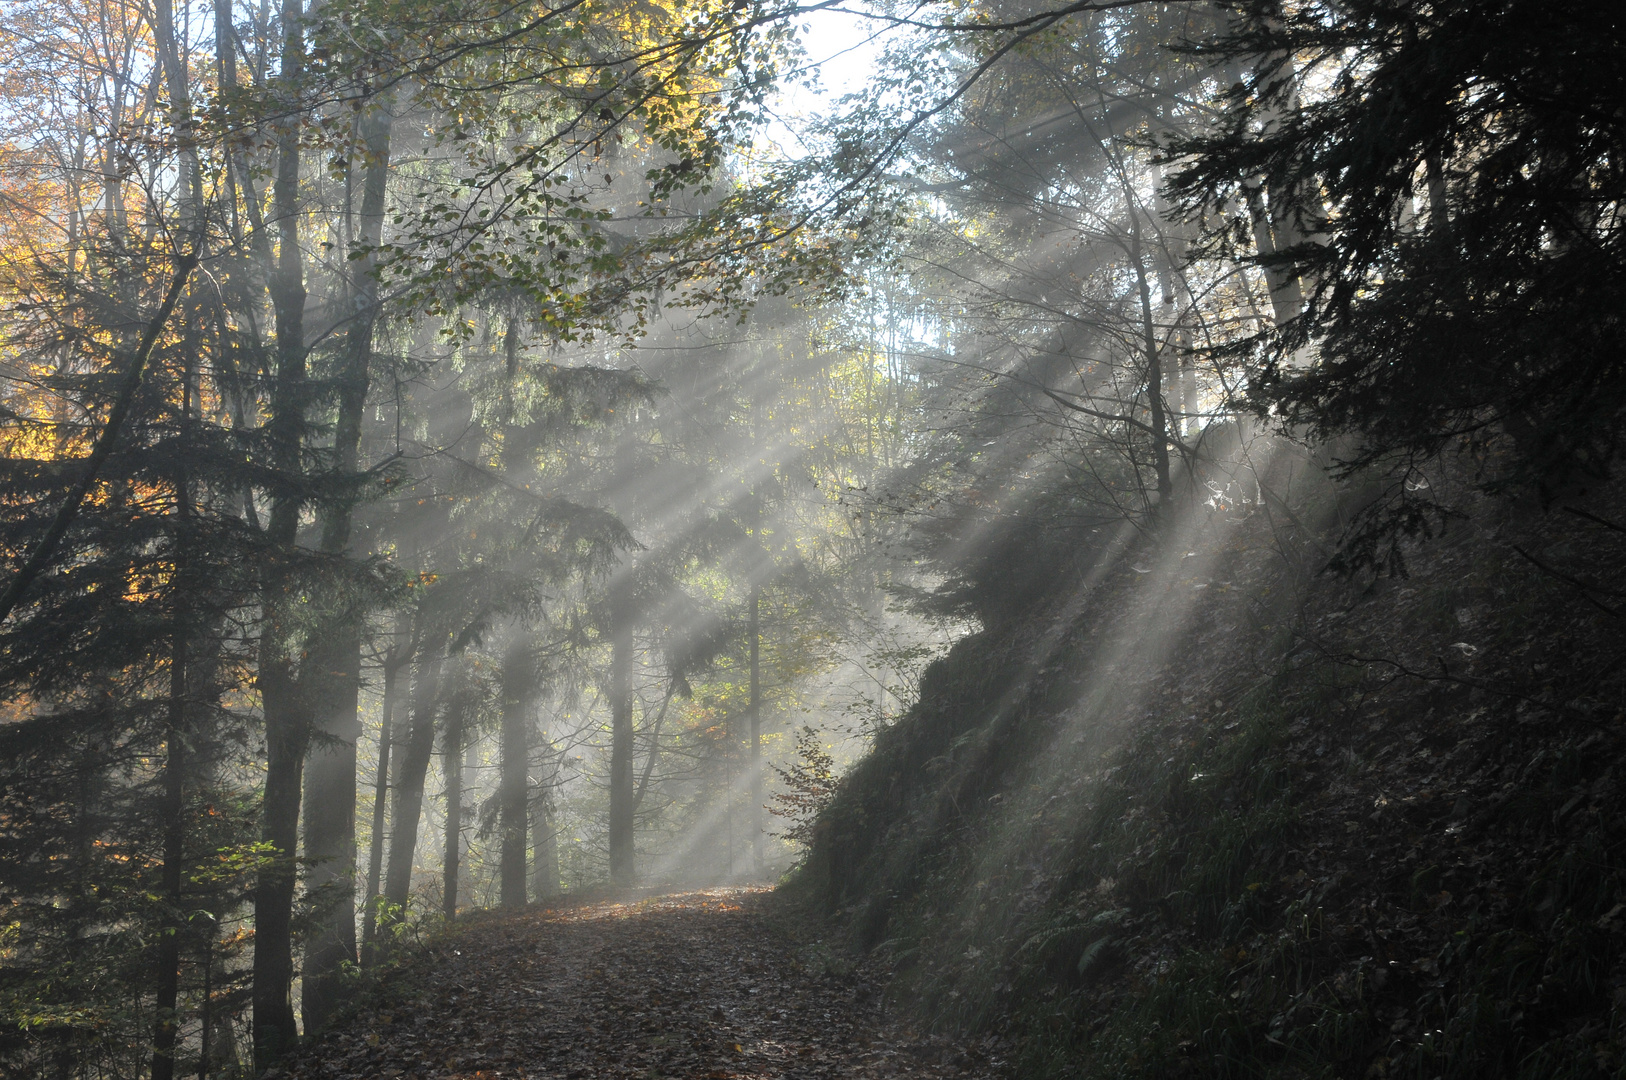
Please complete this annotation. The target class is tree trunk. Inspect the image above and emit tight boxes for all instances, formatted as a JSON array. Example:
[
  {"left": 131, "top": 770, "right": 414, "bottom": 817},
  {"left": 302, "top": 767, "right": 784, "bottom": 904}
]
[
  {"left": 749, "top": 586, "right": 763, "bottom": 875},
  {"left": 499, "top": 635, "right": 533, "bottom": 908},
  {"left": 1125, "top": 200, "right": 1173, "bottom": 503},
  {"left": 383, "top": 646, "right": 442, "bottom": 913},
  {"left": 608, "top": 611, "right": 635, "bottom": 887},
  {"left": 151, "top": 627, "right": 186, "bottom": 1080},
  {"left": 530, "top": 740, "right": 559, "bottom": 900},
  {"left": 301, "top": 94, "right": 392, "bottom": 1031},
  {"left": 441, "top": 704, "right": 465, "bottom": 920},
  {"left": 531, "top": 801, "right": 559, "bottom": 900},
  {"left": 1242, "top": 179, "right": 1304, "bottom": 327},
  {"left": 1221, "top": 53, "right": 1309, "bottom": 330},
  {"left": 152, "top": 230, "right": 196, "bottom": 1080},
  {"left": 1151, "top": 161, "right": 1197, "bottom": 438},
  {"left": 361, "top": 626, "right": 407, "bottom": 959},
  {"left": 150, "top": 0, "right": 201, "bottom": 228},
  {"left": 204, "top": 972, "right": 241, "bottom": 1080},
  {"left": 252, "top": 0, "right": 311, "bottom": 1057},
  {"left": 326, "top": 98, "right": 391, "bottom": 552},
  {"left": 360, "top": 673, "right": 393, "bottom": 954},
  {"left": 252, "top": 659, "right": 308, "bottom": 1073},
  {"left": 264, "top": 0, "right": 307, "bottom": 552},
  {"left": 299, "top": 624, "right": 358, "bottom": 1034}
]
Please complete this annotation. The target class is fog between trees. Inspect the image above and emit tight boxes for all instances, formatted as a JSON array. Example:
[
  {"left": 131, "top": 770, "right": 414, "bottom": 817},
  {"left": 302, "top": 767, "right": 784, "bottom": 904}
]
[{"left": 0, "top": 0, "right": 1619, "bottom": 1077}]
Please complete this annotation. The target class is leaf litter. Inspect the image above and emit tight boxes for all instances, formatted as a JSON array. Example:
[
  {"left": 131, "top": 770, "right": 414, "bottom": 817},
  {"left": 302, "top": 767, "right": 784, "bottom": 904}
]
[{"left": 288, "top": 888, "right": 1008, "bottom": 1080}]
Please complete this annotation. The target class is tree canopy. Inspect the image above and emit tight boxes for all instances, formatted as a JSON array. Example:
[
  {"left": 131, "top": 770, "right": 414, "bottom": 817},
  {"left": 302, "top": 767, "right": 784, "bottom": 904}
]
[{"left": 1, "top": 0, "right": 1622, "bottom": 1075}]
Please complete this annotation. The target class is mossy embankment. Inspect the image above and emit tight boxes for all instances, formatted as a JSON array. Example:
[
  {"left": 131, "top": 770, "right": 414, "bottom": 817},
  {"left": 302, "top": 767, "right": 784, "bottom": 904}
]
[{"left": 787, "top": 449, "right": 1626, "bottom": 1079}]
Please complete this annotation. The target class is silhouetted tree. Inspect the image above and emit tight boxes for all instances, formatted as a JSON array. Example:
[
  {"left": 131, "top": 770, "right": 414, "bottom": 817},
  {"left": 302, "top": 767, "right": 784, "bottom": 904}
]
[{"left": 1169, "top": 0, "right": 1626, "bottom": 570}]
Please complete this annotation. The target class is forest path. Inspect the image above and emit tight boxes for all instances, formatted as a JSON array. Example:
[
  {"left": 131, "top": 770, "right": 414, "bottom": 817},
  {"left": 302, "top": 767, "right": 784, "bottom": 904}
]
[{"left": 288, "top": 887, "right": 1007, "bottom": 1080}]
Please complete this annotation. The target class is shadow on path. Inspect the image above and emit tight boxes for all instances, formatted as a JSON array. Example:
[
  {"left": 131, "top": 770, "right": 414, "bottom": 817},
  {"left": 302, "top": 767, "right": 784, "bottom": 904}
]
[{"left": 287, "top": 888, "right": 1007, "bottom": 1080}]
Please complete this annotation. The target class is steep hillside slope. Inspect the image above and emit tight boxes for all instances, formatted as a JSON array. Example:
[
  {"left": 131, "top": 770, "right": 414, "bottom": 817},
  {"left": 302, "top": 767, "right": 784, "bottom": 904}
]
[{"left": 790, "top": 441, "right": 1626, "bottom": 1080}]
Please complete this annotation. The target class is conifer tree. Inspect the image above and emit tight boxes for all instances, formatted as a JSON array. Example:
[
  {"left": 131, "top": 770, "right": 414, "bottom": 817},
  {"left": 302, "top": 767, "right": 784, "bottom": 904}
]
[{"left": 1168, "top": 0, "right": 1626, "bottom": 568}]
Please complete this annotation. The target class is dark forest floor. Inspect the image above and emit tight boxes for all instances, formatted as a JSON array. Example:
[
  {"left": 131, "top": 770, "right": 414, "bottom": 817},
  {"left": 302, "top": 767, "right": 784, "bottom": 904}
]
[{"left": 286, "top": 888, "right": 1008, "bottom": 1080}]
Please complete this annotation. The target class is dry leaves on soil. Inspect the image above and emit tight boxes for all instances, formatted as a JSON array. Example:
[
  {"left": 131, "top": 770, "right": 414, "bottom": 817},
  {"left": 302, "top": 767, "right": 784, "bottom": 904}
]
[{"left": 288, "top": 888, "right": 1006, "bottom": 1080}]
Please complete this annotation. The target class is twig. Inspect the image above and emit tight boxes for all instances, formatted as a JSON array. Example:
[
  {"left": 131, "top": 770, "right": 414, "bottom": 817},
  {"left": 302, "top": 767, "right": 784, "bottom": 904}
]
[
  {"left": 1510, "top": 544, "right": 1622, "bottom": 617},
  {"left": 1290, "top": 629, "right": 1588, "bottom": 721},
  {"left": 632, "top": 677, "right": 679, "bottom": 812},
  {"left": 1561, "top": 505, "right": 1626, "bottom": 535}
]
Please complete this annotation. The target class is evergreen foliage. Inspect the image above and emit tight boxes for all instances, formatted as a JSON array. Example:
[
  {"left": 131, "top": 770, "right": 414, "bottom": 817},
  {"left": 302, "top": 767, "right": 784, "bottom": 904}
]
[
  {"left": 5, "top": 0, "right": 1621, "bottom": 1077},
  {"left": 1170, "top": 0, "right": 1626, "bottom": 569}
]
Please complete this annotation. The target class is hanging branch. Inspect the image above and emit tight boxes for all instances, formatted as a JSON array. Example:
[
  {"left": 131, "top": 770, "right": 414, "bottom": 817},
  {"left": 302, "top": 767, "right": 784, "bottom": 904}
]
[
  {"left": 631, "top": 675, "right": 680, "bottom": 813},
  {"left": 0, "top": 250, "right": 199, "bottom": 626}
]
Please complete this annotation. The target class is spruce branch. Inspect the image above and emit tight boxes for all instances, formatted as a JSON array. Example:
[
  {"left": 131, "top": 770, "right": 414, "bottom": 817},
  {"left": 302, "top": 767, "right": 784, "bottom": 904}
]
[{"left": 0, "top": 249, "right": 199, "bottom": 626}]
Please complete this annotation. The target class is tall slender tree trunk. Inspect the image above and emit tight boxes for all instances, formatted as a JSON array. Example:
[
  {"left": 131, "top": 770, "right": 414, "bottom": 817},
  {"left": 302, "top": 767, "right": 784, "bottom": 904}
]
[
  {"left": 253, "top": 0, "right": 311, "bottom": 1065},
  {"left": 1125, "top": 200, "right": 1173, "bottom": 503},
  {"left": 151, "top": 0, "right": 202, "bottom": 227},
  {"left": 1241, "top": 179, "right": 1304, "bottom": 327},
  {"left": 300, "top": 97, "right": 393, "bottom": 1034},
  {"left": 299, "top": 626, "right": 358, "bottom": 1033},
  {"left": 749, "top": 586, "right": 763, "bottom": 875},
  {"left": 441, "top": 705, "right": 465, "bottom": 919},
  {"left": 609, "top": 608, "right": 635, "bottom": 887},
  {"left": 151, "top": 622, "right": 187, "bottom": 1080},
  {"left": 499, "top": 635, "right": 533, "bottom": 908},
  {"left": 1178, "top": 350, "right": 1198, "bottom": 439},
  {"left": 252, "top": 661, "right": 308, "bottom": 1072},
  {"left": 149, "top": 22, "right": 197, "bottom": 1066},
  {"left": 361, "top": 624, "right": 407, "bottom": 959},
  {"left": 213, "top": 0, "right": 247, "bottom": 252},
  {"left": 1151, "top": 161, "right": 1197, "bottom": 438},
  {"left": 383, "top": 645, "right": 442, "bottom": 913},
  {"left": 198, "top": 933, "right": 210, "bottom": 1080},
  {"left": 530, "top": 738, "right": 559, "bottom": 900},
  {"left": 1218, "top": 60, "right": 1305, "bottom": 328}
]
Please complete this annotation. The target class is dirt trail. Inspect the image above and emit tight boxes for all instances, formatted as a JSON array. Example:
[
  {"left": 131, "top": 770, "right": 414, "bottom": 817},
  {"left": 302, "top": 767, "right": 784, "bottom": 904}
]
[{"left": 288, "top": 888, "right": 1007, "bottom": 1080}]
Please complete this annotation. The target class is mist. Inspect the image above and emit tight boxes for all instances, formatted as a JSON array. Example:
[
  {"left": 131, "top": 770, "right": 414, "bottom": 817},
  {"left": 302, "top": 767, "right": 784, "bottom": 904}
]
[{"left": 1, "top": 0, "right": 1621, "bottom": 1078}]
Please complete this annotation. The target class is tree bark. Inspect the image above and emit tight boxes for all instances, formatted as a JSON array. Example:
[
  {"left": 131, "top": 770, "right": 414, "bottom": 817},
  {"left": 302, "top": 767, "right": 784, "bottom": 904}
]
[
  {"left": 383, "top": 645, "right": 442, "bottom": 914},
  {"left": 1242, "top": 179, "right": 1304, "bottom": 327},
  {"left": 361, "top": 624, "right": 407, "bottom": 960},
  {"left": 151, "top": 623, "right": 187, "bottom": 1080},
  {"left": 252, "top": 0, "right": 311, "bottom": 1062},
  {"left": 264, "top": 0, "right": 307, "bottom": 553},
  {"left": 1220, "top": 56, "right": 1307, "bottom": 329},
  {"left": 150, "top": 0, "right": 202, "bottom": 225},
  {"left": 749, "top": 586, "right": 763, "bottom": 875},
  {"left": 1125, "top": 198, "right": 1173, "bottom": 503},
  {"left": 530, "top": 739, "right": 559, "bottom": 900},
  {"left": 150, "top": 108, "right": 197, "bottom": 1071},
  {"left": 608, "top": 608, "right": 634, "bottom": 887},
  {"left": 300, "top": 96, "right": 392, "bottom": 1035},
  {"left": 441, "top": 703, "right": 466, "bottom": 920},
  {"left": 1151, "top": 161, "right": 1197, "bottom": 438},
  {"left": 299, "top": 624, "right": 358, "bottom": 1034},
  {"left": 251, "top": 659, "right": 308, "bottom": 1073},
  {"left": 499, "top": 635, "right": 533, "bottom": 908}
]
